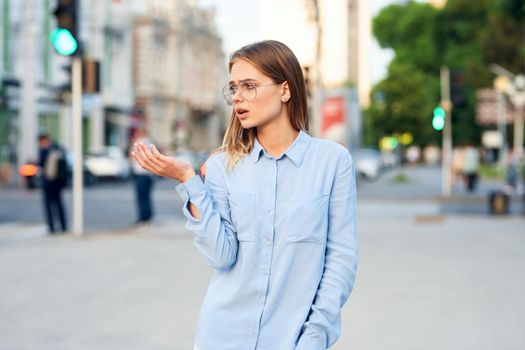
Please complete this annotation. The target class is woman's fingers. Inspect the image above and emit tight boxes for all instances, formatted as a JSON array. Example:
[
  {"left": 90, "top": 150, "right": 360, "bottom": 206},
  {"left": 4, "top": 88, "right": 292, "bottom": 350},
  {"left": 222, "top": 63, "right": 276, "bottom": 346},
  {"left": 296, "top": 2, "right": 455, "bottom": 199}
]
[
  {"left": 132, "top": 142, "right": 191, "bottom": 181},
  {"left": 133, "top": 143, "right": 162, "bottom": 174},
  {"left": 140, "top": 143, "right": 164, "bottom": 169},
  {"left": 131, "top": 148, "right": 152, "bottom": 172},
  {"left": 150, "top": 144, "right": 168, "bottom": 162}
]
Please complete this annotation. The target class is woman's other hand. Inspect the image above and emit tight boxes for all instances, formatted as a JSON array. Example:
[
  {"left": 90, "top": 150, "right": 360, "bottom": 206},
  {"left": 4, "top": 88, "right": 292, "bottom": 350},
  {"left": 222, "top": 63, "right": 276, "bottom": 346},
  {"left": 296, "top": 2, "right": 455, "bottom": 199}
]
[{"left": 131, "top": 143, "right": 196, "bottom": 183}]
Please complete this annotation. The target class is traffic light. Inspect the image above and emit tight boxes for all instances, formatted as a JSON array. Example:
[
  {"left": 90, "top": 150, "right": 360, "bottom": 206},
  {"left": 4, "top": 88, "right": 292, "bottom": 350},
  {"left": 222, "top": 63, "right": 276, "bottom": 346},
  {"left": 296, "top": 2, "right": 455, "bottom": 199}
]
[
  {"left": 450, "top": 70, "right": 465, "bottom": 107},
  {"left": 432, "top": 106, "right": 445, "bottom": 131},
  {"left": 51, "top": 0, "right": 79, "bottom": 56}
]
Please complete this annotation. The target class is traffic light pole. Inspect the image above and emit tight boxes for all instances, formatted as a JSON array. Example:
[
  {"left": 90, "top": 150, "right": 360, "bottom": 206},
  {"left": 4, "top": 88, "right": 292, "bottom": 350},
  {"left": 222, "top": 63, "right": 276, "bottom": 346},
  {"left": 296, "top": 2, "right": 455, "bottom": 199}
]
[
  {"left": 72, "top": 56, "right": 84, "bottom": 235},
  {"left": 440, "top": 67, "right": 453, "bottom": 197}
]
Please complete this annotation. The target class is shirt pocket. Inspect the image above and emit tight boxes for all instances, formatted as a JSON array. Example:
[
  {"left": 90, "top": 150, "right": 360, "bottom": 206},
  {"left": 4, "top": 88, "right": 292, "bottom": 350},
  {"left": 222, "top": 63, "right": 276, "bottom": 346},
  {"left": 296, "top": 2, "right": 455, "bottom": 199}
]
[
  {"left": 228, "top": 193, "right": 256, "bottom": 242},
  {"left": 282, "top": 194, "right": 329, "bottom": 243}
]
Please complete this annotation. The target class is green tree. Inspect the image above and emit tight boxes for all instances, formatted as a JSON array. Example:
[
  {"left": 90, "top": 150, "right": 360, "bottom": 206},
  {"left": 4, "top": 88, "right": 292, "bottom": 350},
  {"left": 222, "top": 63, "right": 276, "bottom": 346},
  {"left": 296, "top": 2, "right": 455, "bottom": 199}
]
[
  {"left": 366, "top": 0, "right": 524, "bottom": 148},
  {"left": 367, "top": 1, "right": 439, "bottom": 147},
  {"left": 365, "top": 62, "right": 439, "bottom": 147}
]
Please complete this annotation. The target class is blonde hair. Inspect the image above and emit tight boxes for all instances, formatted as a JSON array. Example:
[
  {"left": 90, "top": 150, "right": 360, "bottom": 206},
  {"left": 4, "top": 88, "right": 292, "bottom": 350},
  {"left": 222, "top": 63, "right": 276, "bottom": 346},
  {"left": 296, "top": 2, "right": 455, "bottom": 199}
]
[{"left": 215, "top": 40, "right": 309, "bottom": 170}]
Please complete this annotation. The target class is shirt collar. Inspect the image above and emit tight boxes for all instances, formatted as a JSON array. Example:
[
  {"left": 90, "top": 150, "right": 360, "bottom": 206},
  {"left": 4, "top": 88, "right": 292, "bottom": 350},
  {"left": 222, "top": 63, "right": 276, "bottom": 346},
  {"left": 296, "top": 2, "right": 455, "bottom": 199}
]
[
  {"left": 249, "top": 136, "right": 264, "bottom": 163},
  {"left": 249, "top": 130, "right": 311, "bottom": 167}
]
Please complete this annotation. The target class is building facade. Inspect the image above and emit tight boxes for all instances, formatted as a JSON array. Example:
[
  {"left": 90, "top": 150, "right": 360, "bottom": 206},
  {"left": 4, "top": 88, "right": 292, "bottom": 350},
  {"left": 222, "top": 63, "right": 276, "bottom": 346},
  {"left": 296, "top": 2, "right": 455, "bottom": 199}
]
[
  {"left": 0, "top": 0, "right": 226, "bottom": 185},
  {"left": 258, "top": 0, "right": 367, "bottom": 148},
  {"left": 132, "top": 0, "right": 226, "bottom": 152}
]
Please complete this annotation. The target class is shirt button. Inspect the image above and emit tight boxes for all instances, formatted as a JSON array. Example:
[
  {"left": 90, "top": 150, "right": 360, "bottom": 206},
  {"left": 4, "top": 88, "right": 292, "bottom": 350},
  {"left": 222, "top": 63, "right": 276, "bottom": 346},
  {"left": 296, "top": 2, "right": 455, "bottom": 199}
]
[
  {"left": 267, "top": 210, "right": 273, "bottom": 217},
  {"left": 262, "top": 268, "right": 269, "bottom": 275},
  {"left": 256, "top": 296, "right": 264, "bottom": 304},
  {"left": 265, "top": 240, "right": 272, "bottom": 247}
]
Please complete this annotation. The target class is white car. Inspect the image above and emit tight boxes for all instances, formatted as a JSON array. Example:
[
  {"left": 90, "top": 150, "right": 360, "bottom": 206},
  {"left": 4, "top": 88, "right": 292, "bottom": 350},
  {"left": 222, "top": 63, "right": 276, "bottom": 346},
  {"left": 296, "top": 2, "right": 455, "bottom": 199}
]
[
  {"left": 355, "top": 148, "right": 383, "bottom": 180},
  {"left": 84, "top": 146, "right": 130, "bottom": 180}
]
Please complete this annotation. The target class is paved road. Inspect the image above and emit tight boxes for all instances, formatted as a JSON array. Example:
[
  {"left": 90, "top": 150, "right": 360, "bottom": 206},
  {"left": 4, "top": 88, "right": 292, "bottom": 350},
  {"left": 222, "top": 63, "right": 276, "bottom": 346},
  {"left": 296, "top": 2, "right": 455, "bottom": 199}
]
[
  {"left": 1, "top": 166, "right": 523, "bottom": 234},
  {"left": 0, "top": 202, "right": 524, "bottom": 350},
  {"left": 0, "top": 178, "right": 186, "bottom": 233}
]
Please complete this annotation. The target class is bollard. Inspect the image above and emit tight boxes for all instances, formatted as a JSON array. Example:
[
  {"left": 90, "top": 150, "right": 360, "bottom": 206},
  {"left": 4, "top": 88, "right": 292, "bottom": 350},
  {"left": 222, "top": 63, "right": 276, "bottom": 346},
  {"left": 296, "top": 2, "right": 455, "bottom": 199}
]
[{"left": 488, "top": 191, "right": 510, "bottom": 215}]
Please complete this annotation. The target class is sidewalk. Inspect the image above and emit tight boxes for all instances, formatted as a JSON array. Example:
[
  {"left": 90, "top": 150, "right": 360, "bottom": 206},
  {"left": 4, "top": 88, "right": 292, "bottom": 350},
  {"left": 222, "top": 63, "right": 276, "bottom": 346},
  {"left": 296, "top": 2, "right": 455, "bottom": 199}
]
[
  {"left": 358, "top": 166, "right": 525, "bottom": 215},
  {"left": 0, "top": 212, "right": 524, "bottom": 350},
  {"left": 0, "top": 217, "right": 190, "bottom": 246}
]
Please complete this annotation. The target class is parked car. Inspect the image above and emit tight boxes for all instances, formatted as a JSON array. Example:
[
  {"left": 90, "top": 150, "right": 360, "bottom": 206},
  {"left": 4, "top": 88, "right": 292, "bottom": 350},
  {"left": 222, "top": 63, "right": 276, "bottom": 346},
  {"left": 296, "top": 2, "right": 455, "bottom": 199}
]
[
  {"left": 84, "top": 146, "right": 130, "bottom": 181},
  {"left": 381, "top": 151, "right": 401, "bottom": 168},
  {"left": 355, "top": 148, "right": 383, "bottom": 180}
]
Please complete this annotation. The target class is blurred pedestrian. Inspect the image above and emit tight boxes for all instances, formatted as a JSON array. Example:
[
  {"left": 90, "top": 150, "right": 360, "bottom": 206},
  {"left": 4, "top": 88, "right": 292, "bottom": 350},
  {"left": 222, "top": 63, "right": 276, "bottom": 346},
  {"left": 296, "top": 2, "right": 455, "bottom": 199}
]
[
  {"left": 405, "top": 145, "right": 421, "bottom": 165},
  {"left": 129, "top": 129, "right": 155, "bottom": 225},
  {"left": 506, "top": 151, "right": 525, "bottom": 195},
  {"left": 463, "top": 144, "right": 480, "bottom": 192},
  {"left": 132, "top": 40, "right": 358, "bottom": 349},
  {"left": 37, "top": 134, "right": 68, "bottom": 234},
  {"left": 452, "top": 145, "right": 465, "bottom": 189}
]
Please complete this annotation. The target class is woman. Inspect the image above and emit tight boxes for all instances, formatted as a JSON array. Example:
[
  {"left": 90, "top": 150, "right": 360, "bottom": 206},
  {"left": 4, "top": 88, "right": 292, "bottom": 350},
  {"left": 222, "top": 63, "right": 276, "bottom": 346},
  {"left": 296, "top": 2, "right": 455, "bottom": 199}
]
[{"left": 132, "top": 40, "right": 358, "bottom": 350}]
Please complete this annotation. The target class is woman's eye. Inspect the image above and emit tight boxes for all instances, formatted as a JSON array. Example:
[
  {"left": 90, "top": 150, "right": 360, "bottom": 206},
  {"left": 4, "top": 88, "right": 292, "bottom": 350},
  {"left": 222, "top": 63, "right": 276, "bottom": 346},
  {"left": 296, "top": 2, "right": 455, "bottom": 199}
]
[{"left": 245, "top": 83, "right": 256, "bottom": 90}]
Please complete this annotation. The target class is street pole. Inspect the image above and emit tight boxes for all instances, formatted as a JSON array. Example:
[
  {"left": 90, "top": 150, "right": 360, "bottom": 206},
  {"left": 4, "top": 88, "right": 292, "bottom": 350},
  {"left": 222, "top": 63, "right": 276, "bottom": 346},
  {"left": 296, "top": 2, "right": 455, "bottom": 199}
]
[
  {"left": 496, "top": 90, "right": 508, "bottom": 171},
  {"left": 440, "top": 67, "right": 453, "bottom": 197},
  {"left": 514, "top": 104, "right": 524, "bottom": 161},
  {"left": 490, "top": 66, "right": 525, "bottom": 165},
  {"left": 19, "top": 0, "right": 38, "bottom": 178},
  {"left": 511, "top": 75, "right": 525, "bottom": 161},
  {"left": 309, "top": 0, "right": 323, "bottom": 136},
  {"left": 72, "top": 56, "right": 84, "bottom": 235}
]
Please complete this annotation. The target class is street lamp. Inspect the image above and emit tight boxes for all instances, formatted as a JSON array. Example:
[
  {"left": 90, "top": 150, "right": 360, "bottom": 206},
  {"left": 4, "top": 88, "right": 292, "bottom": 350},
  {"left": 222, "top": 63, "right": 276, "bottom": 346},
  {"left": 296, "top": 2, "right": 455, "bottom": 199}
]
[
  {"left": 508, "top": 75, "right": 525, "bottom": 162},
  {"left": 493, "top": 75, "right": 510, "bottom": 171},
  {"left": 490, "top": 64, "right": 525, "bottom": 164}
]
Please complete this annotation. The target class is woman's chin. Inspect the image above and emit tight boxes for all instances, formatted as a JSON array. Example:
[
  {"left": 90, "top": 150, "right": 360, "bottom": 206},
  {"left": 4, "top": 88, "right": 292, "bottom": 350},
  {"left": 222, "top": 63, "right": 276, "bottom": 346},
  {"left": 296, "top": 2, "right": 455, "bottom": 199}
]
[{"left": 239, "top": 119, "right": 256, "bottom": 129}]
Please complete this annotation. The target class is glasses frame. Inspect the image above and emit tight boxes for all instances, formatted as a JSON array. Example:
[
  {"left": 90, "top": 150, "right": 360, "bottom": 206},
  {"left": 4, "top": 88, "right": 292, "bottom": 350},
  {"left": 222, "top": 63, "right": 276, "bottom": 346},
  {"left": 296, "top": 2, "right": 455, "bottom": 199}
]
[{"left": 222, "top": 81, "right": 283, "bottom": 105}]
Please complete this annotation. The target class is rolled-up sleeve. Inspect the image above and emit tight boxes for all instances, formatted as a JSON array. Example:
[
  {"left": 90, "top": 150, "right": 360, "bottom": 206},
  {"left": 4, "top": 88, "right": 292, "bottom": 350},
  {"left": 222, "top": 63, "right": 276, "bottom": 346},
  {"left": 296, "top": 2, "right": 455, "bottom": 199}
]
[
  {"left": 296, "top": 150, "right": 358, "bottom": 349},
  {"left": 175, "top": 155, "right": 238, "bottom": 270}
]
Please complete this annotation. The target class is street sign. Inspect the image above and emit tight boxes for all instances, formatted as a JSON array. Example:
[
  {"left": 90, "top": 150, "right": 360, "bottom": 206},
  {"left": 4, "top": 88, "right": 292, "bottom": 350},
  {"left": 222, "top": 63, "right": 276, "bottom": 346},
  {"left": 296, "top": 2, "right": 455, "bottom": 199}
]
[
  {"left": 482, "top": 130, "right": 503, "bottom": 148},
  {"left": 476, "top": 88, "right": 515, "bottom": 125}
]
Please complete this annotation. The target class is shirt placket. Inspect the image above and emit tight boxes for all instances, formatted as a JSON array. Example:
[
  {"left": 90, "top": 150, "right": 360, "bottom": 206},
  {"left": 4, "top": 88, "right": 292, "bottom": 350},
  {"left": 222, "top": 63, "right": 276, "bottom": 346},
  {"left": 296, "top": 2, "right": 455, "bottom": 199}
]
[{"left": 252, "top": 156, "right": 278, "bottom": 347}]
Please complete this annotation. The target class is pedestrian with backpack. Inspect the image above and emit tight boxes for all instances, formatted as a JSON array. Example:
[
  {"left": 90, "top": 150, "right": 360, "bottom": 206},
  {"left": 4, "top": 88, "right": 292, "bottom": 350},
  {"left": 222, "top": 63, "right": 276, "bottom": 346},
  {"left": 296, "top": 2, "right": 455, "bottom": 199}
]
[{"left": 38, "top": 134, "right": 68, "bottom": 234}]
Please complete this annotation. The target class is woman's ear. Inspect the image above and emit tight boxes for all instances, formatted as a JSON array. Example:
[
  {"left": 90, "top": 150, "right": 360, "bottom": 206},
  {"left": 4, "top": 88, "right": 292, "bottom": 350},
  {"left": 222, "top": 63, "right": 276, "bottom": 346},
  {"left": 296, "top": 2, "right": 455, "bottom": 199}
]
[{"left": 281, "top": 81, "right": 291, "bottom": 102}]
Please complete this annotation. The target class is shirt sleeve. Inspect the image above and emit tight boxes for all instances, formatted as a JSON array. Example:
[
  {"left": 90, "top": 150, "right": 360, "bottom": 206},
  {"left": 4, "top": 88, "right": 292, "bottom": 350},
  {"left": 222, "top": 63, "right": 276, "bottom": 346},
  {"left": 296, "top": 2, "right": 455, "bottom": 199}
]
[
  {"left": 295, "top": 150, "right": 358, "bottom": 350},
  {"left": 175, "top": 155, "right": 238, "bottom": 270}
]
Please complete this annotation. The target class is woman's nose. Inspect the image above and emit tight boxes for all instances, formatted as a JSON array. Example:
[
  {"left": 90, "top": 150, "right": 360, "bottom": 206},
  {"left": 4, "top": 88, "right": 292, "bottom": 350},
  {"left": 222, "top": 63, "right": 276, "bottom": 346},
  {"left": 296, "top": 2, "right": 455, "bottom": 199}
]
[{"left": 232, "top": 89, "right": 243, "bottom": 103}]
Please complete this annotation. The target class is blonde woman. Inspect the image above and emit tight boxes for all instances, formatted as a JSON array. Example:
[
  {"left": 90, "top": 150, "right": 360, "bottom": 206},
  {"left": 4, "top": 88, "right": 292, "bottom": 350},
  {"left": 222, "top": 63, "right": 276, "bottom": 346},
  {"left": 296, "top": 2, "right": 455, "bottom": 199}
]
[{"left": 132, "top": 40, "right": 358, "bottom": 350}]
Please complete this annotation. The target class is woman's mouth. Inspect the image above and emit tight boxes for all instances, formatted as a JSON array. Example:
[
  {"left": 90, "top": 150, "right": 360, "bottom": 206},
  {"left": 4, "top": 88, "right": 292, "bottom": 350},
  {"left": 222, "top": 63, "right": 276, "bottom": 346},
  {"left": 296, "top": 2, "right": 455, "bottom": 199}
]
[{"left": 235, "top": 108, "right": 249, "bottom": 120}]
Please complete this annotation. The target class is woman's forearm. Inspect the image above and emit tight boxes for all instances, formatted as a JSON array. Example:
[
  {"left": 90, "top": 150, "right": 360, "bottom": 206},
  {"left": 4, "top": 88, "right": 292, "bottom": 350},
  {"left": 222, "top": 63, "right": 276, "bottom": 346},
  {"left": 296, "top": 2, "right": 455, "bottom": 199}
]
[{"left": 187, "top": 201, "right": 201, "bottom": 220}]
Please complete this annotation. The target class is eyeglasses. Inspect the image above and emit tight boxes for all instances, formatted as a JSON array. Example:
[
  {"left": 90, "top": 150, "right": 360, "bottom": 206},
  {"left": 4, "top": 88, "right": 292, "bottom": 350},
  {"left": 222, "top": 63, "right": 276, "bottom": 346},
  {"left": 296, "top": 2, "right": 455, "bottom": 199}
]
[{"left": 222, "top": 81, "right": 282, "bottom": 105}]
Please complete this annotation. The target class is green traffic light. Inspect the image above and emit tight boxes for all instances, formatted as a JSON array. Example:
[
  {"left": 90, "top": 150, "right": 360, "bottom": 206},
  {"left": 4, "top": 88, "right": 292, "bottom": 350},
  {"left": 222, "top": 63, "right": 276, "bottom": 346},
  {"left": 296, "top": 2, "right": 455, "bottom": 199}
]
[
  {"left": 388, "top": 136, "right": 399, "bottom": 149},
  {"left": 432, "top": 106, "right": 445, "bottom": 131},
  {"left": 432, "top": 116, "right": 445, "bottom": 131},
  {"left": 51, "top": 28, "right": 78, "bottom": 56},
  {"left": 433, "top": 106, "right": 445, "bottom": 118}
]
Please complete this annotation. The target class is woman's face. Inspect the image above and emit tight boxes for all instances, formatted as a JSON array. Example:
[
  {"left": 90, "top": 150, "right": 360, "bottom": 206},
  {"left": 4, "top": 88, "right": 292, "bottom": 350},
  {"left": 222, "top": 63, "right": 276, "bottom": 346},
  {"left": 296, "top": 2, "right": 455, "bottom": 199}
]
[{"left": 229, "top": 59, "right": 289, "bottom": 129}]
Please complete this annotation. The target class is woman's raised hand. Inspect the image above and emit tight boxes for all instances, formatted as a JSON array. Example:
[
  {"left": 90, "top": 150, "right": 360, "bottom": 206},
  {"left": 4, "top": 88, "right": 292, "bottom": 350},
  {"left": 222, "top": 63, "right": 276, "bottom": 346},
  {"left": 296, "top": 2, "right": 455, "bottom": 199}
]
[{"left": 131, "top": 143, "right": 196, "bottom": 183}]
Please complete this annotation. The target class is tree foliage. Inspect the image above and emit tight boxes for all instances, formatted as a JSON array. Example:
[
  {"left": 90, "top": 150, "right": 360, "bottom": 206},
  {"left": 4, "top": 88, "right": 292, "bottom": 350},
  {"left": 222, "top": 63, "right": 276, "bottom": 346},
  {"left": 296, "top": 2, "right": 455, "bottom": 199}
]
[{"left": 365, "top": 0, "right": 525, "bottom": 148}]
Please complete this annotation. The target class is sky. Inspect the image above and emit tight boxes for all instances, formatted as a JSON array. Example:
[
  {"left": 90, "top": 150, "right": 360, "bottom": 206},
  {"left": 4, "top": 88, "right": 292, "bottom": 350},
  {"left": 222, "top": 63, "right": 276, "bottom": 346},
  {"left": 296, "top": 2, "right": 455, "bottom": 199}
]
[{"left": 197, "top": 0, "right": 405, "bottom": 84}]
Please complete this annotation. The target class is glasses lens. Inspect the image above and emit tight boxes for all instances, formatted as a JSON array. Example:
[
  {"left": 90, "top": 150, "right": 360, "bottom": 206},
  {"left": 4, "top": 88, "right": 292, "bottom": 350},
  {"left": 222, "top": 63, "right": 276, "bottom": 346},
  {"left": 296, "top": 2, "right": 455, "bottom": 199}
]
[
  {"left": 222, "top": 85, "right": 234, "bottom": 105},
  {"left": 240, "top": 82, "right": 257, "bottom": 101},
  {"left": 222, "top": 82, "right": 258, "bottom": 105}
]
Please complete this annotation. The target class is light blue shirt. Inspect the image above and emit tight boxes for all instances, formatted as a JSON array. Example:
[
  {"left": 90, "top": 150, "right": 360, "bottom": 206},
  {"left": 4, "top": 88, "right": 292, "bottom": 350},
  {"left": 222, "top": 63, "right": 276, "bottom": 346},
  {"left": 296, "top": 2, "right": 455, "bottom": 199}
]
[{"left": 175, "top": 130, "right": 358, "bottom": 350}]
